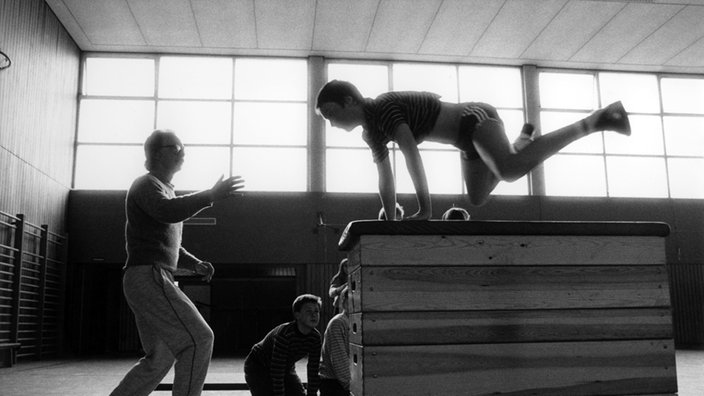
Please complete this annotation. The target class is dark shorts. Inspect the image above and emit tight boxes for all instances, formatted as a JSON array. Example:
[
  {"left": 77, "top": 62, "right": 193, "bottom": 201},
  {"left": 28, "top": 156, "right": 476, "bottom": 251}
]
[{"left": 454, "top": 102, "right": 503, "bottom": 160}]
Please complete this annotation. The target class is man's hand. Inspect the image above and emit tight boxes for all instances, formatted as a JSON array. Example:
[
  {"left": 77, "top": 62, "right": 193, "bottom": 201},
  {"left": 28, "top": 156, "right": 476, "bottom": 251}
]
[
  {"left": 210, "top": 175, "right": 245, "bottom": 201},
  {"left": 194, "top": 261, "right": 215, "bottom": 282}
]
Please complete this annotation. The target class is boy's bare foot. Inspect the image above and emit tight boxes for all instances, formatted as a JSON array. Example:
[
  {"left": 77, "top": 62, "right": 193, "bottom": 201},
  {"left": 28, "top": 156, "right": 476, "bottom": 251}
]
[
  {"left": 590, "top": 101, "right": 631, "bottom": 135},
  {"left": 512, "top": 123, "right": 535, "bottom": 152}
]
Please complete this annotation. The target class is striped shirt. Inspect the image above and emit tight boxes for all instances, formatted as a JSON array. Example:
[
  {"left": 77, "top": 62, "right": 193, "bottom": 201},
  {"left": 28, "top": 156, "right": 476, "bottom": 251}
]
[
  {"left": 362, "top": 91, "right": 443, "bottom": 163},
  {"left": 319, "top": 313, "right": 350, "bottom": 390},
  {"left": 249, "top": 321, "right": 322, "bottom": 396}
]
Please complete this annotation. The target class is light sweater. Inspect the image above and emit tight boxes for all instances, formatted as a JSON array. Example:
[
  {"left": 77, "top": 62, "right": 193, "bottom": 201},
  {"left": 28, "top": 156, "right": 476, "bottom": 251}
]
[
  {"left": 124, "top": 173, "right": 212, "bottom": 273},
  {"left": 319, "top": 313, "right": 350, "bottom": 390}
]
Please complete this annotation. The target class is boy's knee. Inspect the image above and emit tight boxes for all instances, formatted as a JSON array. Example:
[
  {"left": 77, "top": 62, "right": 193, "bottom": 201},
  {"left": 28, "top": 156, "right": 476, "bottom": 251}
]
[{"left": 467, "top": 190, "right": 490, "bottom": 207}]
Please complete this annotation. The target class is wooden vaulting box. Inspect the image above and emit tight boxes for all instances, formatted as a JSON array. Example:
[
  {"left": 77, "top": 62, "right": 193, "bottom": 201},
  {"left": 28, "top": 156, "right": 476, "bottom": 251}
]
[{"left": 338, "top": 220, "right": 677, "bottom": 396}]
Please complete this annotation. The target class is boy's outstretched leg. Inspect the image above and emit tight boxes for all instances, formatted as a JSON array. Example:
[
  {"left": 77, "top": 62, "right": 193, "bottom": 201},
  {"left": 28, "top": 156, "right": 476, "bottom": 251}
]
[
  {"left": 582, "top": 101, "right": 631, "bottom": 135},
  {"left": 471, "top": 101, "right": 631, "bottom": 183}
]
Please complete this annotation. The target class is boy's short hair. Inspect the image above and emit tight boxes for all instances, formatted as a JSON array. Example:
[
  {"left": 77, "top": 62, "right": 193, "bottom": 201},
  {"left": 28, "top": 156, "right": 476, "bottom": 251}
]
[
  {"left": 292, "top": 294, "right": 322, "bottom": 313},
  {"left": 441, "top": 207, "right": 471, "bottom": 221},
  {"left": 316, "top": 80, "right": 364, "bottom": 108}
]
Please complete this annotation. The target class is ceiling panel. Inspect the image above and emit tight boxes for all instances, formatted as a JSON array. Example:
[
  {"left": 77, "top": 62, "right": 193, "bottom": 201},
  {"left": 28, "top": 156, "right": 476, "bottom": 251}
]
[
  {"left": 667, "top": 36, "right": 704, "bottom": 68},
  {"left": 418, "top": 0, "right": 502, "bottom": 56},
  {"left": 61, "top": 0, "right": 144, "bottom": 46},
  {"left": 191, "top": 0, "right": 256, "bottom": 49},
  {"left": 571, "top": 3, "right": 683, "bottom": 64},
  {"left": 43, "top": 0, "right": 704, "bottom": 74},
  {"left": 127, "top": 0, "right": 201, "bottom": 47},
  {"left": 312, "top": 0, "right": 379, "bottom": 52},
  {"left": 471, "top": 0, "right": 568, "bottom": 59},
  {"left": 255, "top": 0, "right": 315, "bottom": 49},
  {"left": 619, "top": 5, "right": 704, "bottom": 66},
  {"left": 44, "top": 0, "right": 91, "bottom": 46},
  {"left": 521, "top": 0, "right": 624, "bottom": 61},
  {"left": 365, "top": 0, "right": 442, "bottom": 54}
]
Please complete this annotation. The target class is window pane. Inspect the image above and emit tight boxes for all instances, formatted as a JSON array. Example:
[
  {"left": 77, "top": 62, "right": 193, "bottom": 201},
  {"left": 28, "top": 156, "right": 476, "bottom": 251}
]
[
  {"left": 157, "top": 101, "right": 231, "bottom": 144},
  {"left": 235, "top": 58, "right": 307, "bottom": 101},
  {"left": 492, "top": 176, "right": 529, "bottom": 196},
  {"left": 78, "top": 99, "right": 154, "bottom": 143},
  {"left": 74, "top": 145, "right": 145, "bottom": 189},
  {"left": 664, "top": 116, "right": 704, "bottom": 156},
  {"left": 606, "top": 156, "right": 668, "bottom": 198},
  {"left": 159, "top": 57, "right": 233, "bottom": 99},
  {"left": 604, "top": 115, "right": 663, "bottom": 155},
  {"left": 540, "top": 111, "right": 603, "bottom": 153},
  {"left": 668, "top": 158, "right": 704, "bottom": 198},
  {"left": 326, "top": 125, "right": 368, "bottom": 148},
  {"left": 326, "top": 149, "right": 378, "bottom": 193},
  {"left": 234, "top": 102, "right": 307, "bottom": 145},
  {"left": 599, "top": 72, "right": 660, "bottom": 114},
  {"left": 540, "top": 72, "right": 596, "bottom": 110},
  {"left": 459, "top": 66, "right": 523, "bottom": 108},
  {"left": 544, "top": 155, "right": 606, "bottom": 197},
  {"left": 661, "top": 78, "right": 704, "bottom": 114},
  {"left": 172, "top": 147, "right": 230, "bottom": 191},
  {"left": 393, "top": 63, "right": 458, "bottom": 103},
  {"left": 395, "top": 150, "right": 462, "bottom": 194},
  {"left": 84, "top": 57, "right": 154, "bottom": 96},
  {"left": 499, "top": 109, "right": 526, "bottom": 142},
  {"left": 234, "top": 148, "right": 306, "bottom": 192},
  {"left": 327, "top": 63, "right": 389, "bottom": 99},
  {"left": 418, "top": 140, "right": 455, "bottom": 150}
]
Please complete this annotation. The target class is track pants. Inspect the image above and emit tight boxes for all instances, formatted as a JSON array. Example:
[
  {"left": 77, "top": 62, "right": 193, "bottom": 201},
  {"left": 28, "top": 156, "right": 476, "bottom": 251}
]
[{"left": 110, "top": 265, "right": 214, "bottom": 396}]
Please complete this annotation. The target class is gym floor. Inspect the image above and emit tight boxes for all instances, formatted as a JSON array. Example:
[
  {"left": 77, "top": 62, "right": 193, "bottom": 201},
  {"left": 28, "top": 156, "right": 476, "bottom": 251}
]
[{"left": 1, "top": 350, "right": 702, "bottom": 395}]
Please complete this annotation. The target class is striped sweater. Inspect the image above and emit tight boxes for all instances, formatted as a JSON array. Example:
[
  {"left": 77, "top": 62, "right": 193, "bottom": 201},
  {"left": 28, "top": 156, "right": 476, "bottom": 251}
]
[
  {"left": 362, "top": 91, "right": 443, "bottom": 163},
  {"left": 319, "top": 313, "right": 350, "bottom": 390},
  {"left": 249, "top": 321, "right": 322, "bottom": 396}
]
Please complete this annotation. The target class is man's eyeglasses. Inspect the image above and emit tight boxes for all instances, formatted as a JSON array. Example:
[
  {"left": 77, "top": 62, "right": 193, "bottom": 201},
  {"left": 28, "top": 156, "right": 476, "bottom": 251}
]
[{"left": 159, "top": 144, "right": 184, "bottom": 154}]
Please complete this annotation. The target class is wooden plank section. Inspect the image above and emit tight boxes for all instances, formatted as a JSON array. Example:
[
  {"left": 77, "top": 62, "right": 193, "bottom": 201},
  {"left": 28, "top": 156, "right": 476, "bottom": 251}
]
[
  {"left": 349, "top": 265, "right": 670, "bottom": 313},
  {"left": 349, "top": 308, "right": 673, "bottom": 346},
  {"left": 347, "top": 235, "right": 665, "bottom": 270},
  {"left": 350, "top": 339, "right": 677, "bottom": 396},
  {"left": 338, "top": 220, "right": 671, "bottom": 251}
]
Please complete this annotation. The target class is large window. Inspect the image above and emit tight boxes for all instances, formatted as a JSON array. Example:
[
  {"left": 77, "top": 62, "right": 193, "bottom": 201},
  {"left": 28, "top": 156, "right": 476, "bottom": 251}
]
[
  {"left": 75, "top": 56, "right": 308, "bottom": 191},
  {"left": 74, "top": 55, "right": 704, "bottom": 200},
  {"left": 325, "top": 62, "right": 528, "bottom": 196},
  {"left": 540, "top": 71, "right": 704, "bottom": 199}
]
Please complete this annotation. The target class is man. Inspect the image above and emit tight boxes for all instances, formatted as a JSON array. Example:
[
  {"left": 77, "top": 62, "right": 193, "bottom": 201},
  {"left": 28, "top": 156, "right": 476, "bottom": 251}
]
[
  {"left": 244, "top": 294, "right": 322, "bottom": 396},
  {"left": 110, "top": 129, "right": 244, "bottom": 396}
]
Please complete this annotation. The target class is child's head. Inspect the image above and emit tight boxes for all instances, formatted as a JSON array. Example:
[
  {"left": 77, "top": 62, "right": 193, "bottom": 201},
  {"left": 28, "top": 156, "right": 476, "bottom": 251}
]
[
  {"left": 441, "top": 206, "right": 470, "bottom": 221},
  {"left": 292, "top": 294, "right": 321, "bottom": 330},
  {"left": 316, "top": 80, "right": 364, "bottom": 109},
  {"left": 332, "top": 284, "right": 349, "bottom": 313},
  {"left": 332, "top": 258, "right": 348, "bottom": 284},
  {"left": 378, "top": 203, "right": 405, "bottom": 220}
]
